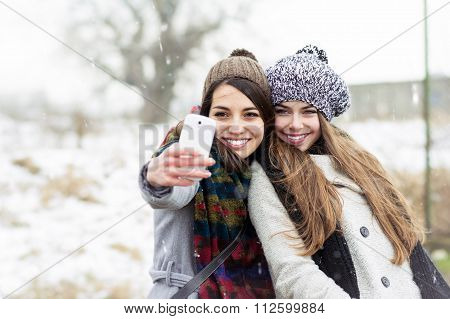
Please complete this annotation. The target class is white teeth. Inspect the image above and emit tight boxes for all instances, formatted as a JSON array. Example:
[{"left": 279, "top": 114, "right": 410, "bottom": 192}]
[
  {"left": 225, "top": 139, "right": 249, "bottom": 146},
  {"left": 287, "top": 134, "right": 306, "bottom": 141}
]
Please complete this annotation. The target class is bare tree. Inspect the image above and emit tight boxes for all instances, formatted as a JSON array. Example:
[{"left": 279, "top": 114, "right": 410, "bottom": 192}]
[{"left": 66, "top": 0, "right": 233, "bottom": 123}]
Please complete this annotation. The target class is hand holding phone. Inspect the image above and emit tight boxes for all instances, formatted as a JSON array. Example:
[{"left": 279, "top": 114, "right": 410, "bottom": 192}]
[
  {"left": 146, "top": 145, "right": 215, "bottom": 187},
  {"left": 179, "top": 114, "right": 216, "bottom": 158},
  {"left": 178, "top": 114, "right": 216, "bottom": 181},
  {"left": 146, "top": 114, "right": 216, "bottom": 187}
]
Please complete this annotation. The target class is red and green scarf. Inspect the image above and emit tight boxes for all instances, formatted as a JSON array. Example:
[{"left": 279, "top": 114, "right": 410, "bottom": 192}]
[{"left": 155, "top": 130, "right": 274, "bottom": 299}]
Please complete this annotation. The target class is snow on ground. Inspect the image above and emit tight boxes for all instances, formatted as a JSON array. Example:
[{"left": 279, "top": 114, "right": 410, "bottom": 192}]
[
  {"left": 0, "top": 114, "right": 167, "bottom": 298},
  {"left": 340, "top": 119, "right": 450, "bottom": 172},
  {"left": 0, "top": 114, "right": 449, "bottom": 298}
]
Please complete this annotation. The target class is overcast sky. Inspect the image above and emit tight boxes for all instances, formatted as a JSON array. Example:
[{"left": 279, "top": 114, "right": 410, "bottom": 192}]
[{"left": 0, "top": 0, "right": 448, "bottom": 113}]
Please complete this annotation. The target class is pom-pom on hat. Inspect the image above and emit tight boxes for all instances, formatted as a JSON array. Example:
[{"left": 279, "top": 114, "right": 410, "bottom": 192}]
[
  {"left": 202, "top": 49, "right": 270, "bottom": 102},
  {"left": 266, "top": 45, "right": 350, "bottom": 121}
]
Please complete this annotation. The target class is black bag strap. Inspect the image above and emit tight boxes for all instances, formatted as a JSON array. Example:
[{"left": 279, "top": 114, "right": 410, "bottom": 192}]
[{"left": 171, "top": 217, "right": 248, "bottom": 299}]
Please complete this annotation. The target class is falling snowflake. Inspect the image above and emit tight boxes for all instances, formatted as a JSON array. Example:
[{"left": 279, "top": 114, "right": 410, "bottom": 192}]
[{"left": 162, "top": 240, "right": 167, "bottom": 254}]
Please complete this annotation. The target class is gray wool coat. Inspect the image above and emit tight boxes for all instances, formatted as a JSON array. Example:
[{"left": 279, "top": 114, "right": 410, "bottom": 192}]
[{"left": 139, "top": 163, "right": 200, "bottom": 299}]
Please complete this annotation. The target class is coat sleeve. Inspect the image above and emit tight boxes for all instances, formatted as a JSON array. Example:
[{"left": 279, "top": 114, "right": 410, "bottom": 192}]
[
  {"left": 139, "top": 161, "right": 199, "bottom": 210},
  {"left": 248, "top": 161, "right": 351, "bottom": 299}
]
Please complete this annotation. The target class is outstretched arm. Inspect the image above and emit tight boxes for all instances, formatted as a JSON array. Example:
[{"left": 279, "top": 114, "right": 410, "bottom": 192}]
[
  {"left": 139, "top": 162, "right": 200, "bottom": 210},
  {"left": 139, "top": 143, "right": 214, "bottom": 210}
]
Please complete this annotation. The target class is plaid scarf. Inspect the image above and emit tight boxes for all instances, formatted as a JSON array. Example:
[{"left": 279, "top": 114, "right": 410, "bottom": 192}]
[{"left": 154, "top": 129, "right": 275, "bottom": 299}]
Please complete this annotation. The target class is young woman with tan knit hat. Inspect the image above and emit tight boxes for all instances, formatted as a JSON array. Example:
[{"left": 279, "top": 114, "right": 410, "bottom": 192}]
[{"left": 139, "top": 49, "right": 276, "bottom": 299}]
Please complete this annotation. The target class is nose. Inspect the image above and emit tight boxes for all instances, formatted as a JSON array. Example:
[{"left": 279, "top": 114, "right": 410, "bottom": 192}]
[
  {"left": 289, "top": 113, "right": 304, "bottom": 130},
  {"left": 227, "top": 116, "right": 245, "bottom": 135}
]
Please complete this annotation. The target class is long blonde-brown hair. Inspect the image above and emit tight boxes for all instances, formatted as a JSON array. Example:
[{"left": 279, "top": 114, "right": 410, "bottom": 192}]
[{"left": 268, "top": 113, "right": 424, "bottom": 265}]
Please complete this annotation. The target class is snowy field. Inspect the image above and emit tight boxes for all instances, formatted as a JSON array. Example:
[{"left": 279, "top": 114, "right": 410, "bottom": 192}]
[
  {"left": 1, "top": 114, "right": 449, "bottom": 298},
  {"left": 341, "top": 119, "right": 450, "bottom": 172}
]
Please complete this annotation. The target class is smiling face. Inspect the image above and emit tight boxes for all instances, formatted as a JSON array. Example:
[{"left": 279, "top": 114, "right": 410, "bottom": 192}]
[
  {"left": 274, "top": 101, "right": 321, "bottom": 152},
  {"left": 208, "top": 84, "right": 264, "bottom": 159}
]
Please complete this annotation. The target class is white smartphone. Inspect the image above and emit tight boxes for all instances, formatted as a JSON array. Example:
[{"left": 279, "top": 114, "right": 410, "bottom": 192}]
[{"left": 178, "top": 114, "right": 216, "bottom": 180}]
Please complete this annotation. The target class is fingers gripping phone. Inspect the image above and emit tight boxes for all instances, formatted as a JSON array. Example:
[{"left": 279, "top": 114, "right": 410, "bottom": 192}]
[{"left": 178, "top": 114, "right": 216, "bottom": 181}]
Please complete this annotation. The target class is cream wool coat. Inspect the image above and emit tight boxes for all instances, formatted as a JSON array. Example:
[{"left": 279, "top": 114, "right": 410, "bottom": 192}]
[{"left": 248, "top": 155, "right": 421, "bottom": 299}]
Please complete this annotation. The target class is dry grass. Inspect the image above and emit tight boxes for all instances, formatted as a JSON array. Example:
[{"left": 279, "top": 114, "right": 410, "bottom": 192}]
[
  {"left": 40, "top": 165, "right": 100, "bottom": 206},
  {"left": 110, "top": 243, "right": 143, "bottom": 261},
  {"left": 431, "top": 110, "right": 450, "bottom": 126},
  {"left": 391, "top": 168, "right": 450, "bottom": 243},
  {"left": 13, "top": 280, "right": 82, "bottom": 299},
  {"left": 18, "top": 249, "right": 41, "bottom": 260},
  {"left": 12, "top": 277, "right": 134, "bottom": 299},
  {"left": 0, "top": 207, "right": 29, "bottom": 228},
  {"left": 391, "top": 168, "right": 450, "bottom": 283},
  {"left": 105, "top": 283, "right": 134, "bottom": 299},
  {"left": 12, "top": 157, "right": 40, "bottom": 175}
]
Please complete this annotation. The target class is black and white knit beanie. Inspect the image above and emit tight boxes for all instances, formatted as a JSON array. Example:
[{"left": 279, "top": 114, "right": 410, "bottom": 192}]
[{"left": 266, "top": 45, "right": 350, "bottom": 121}]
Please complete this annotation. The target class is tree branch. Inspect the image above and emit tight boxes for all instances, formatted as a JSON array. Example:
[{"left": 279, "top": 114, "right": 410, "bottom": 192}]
[
  {"left": 120, "top": 0, "right": 145, "bottom": 44},
  {"left": 153, "top": 0, "right": 179, "bottom": 24}
]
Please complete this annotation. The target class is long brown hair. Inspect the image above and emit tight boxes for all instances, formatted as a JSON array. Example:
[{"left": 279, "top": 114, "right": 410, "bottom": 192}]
[
  {"left": 268, "top": 113, "right": 424, "bottom": 265},
  {"left": 175, "top": 77, "right": 274, "bottom": 172}
]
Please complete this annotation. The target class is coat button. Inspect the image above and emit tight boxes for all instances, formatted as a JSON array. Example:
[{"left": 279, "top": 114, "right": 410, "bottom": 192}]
[
  {"left": 381, "top": 276, "right": 390, "bottom": 287},
  {"left": 360, "top": 226, "right": 370, "bottom": 237}
]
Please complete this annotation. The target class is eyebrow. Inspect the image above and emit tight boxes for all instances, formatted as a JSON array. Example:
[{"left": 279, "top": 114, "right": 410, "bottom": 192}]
[{"left": 277, "top": 103, "right": 315, "bottom": 110}]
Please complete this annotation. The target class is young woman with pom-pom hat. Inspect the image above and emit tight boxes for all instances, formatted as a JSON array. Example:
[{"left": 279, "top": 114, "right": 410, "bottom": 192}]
[{"left": 248, "top": 45, "right": 450, "bottom": 299}]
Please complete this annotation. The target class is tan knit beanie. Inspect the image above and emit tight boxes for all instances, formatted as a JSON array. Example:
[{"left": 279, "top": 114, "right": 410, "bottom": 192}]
[{"left": 202, "top": 49, "right": 270, "bottom": 103}]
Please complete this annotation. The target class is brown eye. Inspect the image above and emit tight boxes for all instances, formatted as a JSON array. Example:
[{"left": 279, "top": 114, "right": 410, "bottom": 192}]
[
  {"left": 275, "top": 108, "right": 289, "bottom": 115},
  {"left": 213, "top": 112, "right": 227, "bottom": 117}
]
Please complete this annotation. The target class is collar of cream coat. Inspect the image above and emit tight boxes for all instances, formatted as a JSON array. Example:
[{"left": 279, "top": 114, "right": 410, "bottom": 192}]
[{"left": 309, "top": 154, "right": 363, "bottom": 195}]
